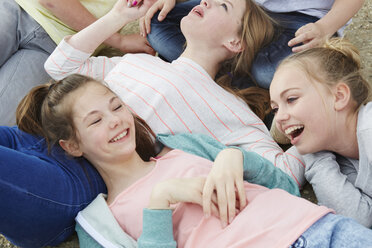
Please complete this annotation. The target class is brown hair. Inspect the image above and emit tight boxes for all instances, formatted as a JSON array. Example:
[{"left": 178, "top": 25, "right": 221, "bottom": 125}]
[
  {"left": 278, "top": 38, "right": 371, "bottom": 109},
  {"left": 217, "top": 0, "right": 275, "bottom": 120},
  {"left": 16, "top": 74, "right": 156, "bottom": 161}
]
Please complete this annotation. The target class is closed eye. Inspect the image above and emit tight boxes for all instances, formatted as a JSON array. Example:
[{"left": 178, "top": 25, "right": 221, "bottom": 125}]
[
  {"left": 114, "top": 104, "right": 123, "bottom": 111},
  {"left": 90, "top": 118, "right": 101, "bottom": 126}
]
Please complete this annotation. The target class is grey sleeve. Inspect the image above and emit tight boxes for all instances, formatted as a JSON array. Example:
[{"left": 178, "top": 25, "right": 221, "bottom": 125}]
[{"left": 304, "top": 152, "right": 372, "bottom": 227}]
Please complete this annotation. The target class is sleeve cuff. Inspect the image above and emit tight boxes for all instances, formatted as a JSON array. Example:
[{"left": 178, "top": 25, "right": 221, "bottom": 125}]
[{"left": 138, "top": 209, "right": 176, "bottom": 248}]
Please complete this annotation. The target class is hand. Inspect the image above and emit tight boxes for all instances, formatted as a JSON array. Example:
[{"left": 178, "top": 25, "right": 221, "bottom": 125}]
[
  {"left": 288, "top": 22, "right": 330, "bottom": 53},
  {"left": 109, "top": 0, "right": 156, "bottom": 22},
  {"left": 116, "top": 33, "right": 156, "bottom": 55},
  {"left": 203, "top": 148, "right": 247, "bottom": 228},
  {"left": 149, "top": 177, "right": 219, "bottom": 216},
  {"left": 139, "top": 0, "right": 176, "bottom": 36}
]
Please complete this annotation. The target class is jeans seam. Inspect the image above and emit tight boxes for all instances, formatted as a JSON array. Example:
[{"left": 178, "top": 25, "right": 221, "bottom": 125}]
[
  {"left": 41, "top": 224, "right": 75, "bottom": 247},
  {"left": 0, "top": 48, "right": 25, "bottom": 97},
  {"left": 26, "top": 191, "right": 92, "bottom": 208}
]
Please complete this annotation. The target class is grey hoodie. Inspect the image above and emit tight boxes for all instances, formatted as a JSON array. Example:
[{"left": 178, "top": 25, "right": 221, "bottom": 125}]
[{"left": 304, "top": 102, "right": 372, "bottom": 227}]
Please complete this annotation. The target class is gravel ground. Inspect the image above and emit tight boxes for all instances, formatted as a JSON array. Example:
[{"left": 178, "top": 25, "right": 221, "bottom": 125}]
[{"left": 1, "top": 1, "right": 371, "bottom": 247}]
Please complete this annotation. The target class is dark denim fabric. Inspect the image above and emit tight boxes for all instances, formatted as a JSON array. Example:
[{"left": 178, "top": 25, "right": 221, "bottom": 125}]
[{"left": 0, "top": 126, "right": 106, "bottom": 247}]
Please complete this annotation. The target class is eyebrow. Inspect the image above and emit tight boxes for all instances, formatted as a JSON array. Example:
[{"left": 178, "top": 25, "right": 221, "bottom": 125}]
[{"left": 82, "top": 96, "right": 118, "bottom": 122}]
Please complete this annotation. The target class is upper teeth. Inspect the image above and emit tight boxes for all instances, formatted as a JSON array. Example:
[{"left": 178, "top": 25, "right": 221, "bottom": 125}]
[
  {"left": 285, "top": 125, "right": 304, "bottom": 135},
  {"left": 110, "top": 130, "right": 127, "bottom": 143}
]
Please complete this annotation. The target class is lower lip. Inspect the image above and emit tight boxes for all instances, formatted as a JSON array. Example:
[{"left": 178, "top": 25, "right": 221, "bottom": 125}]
[{"left": 290, "top": 131, "right": 303, "bottom": 146}]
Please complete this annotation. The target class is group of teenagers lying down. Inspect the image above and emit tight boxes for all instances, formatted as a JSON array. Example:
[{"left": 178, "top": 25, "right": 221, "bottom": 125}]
[{"left": 1, "top": 0, "right": 372, "bottom": 247}]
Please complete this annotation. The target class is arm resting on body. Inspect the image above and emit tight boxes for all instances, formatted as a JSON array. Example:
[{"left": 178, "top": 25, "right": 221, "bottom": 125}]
[
  {"left": 157, "top": 133, "right": 300, "bottom": 196},
  {"left": 304, "top": 151, "right": 372, "bottom": 228}
]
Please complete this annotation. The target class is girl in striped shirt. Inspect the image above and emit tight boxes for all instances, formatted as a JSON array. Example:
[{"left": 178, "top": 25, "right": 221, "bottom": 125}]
[{"left": 45, "top": 0, "right": 306, "bottom": 186}]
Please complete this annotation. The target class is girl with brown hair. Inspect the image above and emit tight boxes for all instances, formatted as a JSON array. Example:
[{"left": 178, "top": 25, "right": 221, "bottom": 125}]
[{"left": 45, "top": 0, "right": 306, "bottom": 187}]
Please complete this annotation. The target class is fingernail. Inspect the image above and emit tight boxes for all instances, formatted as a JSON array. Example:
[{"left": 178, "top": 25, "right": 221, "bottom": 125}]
[
  {"left": 132, "top": 1, "right": 137, "bottom": 6},
  {"left": 127, "top": 1, "right": 132, "bottom": 7},
  {"left": 229, "top": 217, "right": 233, "bottom": 224}
]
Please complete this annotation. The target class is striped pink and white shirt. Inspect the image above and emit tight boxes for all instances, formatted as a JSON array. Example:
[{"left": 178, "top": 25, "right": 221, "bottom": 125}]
[{"left": 45, "top": 37, "right": 305, "bottom": 186}]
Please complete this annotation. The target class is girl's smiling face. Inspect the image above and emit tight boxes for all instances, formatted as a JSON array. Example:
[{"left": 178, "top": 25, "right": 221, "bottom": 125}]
[
  {"left": 269, "top": 64, "right": 337, "bottom": 155},
  {"left": 66, "top": 82, "right": 136, "bottom": 165}
]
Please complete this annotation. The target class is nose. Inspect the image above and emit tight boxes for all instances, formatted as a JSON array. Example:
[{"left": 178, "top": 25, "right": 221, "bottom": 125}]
[
  {"left": 109, "top": 113, "right": 121, "bottom": 129},
  {"left": 200, "top": 0, "right": 210, "bottom": 8},
  {"left": 275, "top": 107, "right": 290, "bottom": 123}
]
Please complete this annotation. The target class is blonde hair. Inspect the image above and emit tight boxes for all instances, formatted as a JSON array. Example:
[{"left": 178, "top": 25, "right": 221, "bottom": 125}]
[
  {"left": 217, "top": 0, "right": 275, "bottom": 120},
  {"left": 278, "top": 38, "right": 371, "bottom": 109}
]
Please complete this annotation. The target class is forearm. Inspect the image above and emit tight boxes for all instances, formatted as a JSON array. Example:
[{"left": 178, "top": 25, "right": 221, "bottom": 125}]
[
  {"left": 305, "top": 152, "right": 372, "bottom": 227},
  {"left": 316, "top": 0, "right": 364, "bottom": 35},
  {"left": 44, "top": 38, "right": 121, "bottom": 80},
  {"left": 239, "top": 147, "right": 300, "bottom": 196},
  {"left": 238, "top": 135, "right": 306, "bottom": 187},
  {"left": 68, "top": 11, "right": 131, "bottom": 53},
  {"left": 38, "top": 0, "right": 123, "bottom": 49},
  {"left": 157, "top": 133, "right": 300, "bottom": 195}
]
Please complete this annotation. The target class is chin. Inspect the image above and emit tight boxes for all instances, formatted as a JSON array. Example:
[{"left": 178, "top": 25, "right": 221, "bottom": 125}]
[{"left": 295, "top": 145, "right": 320, "bottom": 155}]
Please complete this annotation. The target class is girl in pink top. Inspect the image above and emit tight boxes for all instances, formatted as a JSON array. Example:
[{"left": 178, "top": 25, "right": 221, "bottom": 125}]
[
  {"left": 45, "top": 0, "right": 307, "bottom": 187},
  {"left": 17, "top": 73, "right": 372, "bottom": 247}
]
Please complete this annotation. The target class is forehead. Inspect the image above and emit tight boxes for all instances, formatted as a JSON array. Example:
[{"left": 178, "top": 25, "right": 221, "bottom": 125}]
[
  {"left": 69, "top": 83, "right": 113, "bottom": 114},
  {"left": 270, "top": 64, "right": 313, "bottom": 97}
]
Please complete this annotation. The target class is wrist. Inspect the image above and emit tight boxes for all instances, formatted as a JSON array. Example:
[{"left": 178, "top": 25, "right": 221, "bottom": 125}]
[
  {"left": 148, "top": 183, "right": 172, "bottom": 209},
  {"left": 104, "top": 11, "right": 131, "bottom": 31}
]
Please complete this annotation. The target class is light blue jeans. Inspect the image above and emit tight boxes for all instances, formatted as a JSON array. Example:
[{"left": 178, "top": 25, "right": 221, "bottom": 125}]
[
  {"left": 291, "top": 213, "right": 372, "bottom": 248},
  {"left": 0, "top": 0, "right": 56, "bottom": 126}
]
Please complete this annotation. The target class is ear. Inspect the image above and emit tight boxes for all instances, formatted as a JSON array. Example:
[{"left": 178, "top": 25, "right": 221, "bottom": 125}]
[
  {"left": 333, "top": 82, "right": 351, "bottom": 111},
  {"left": 223, "top": 38, "right": 244, "bottom": 54},
  {"left": 59, "top": 139, "right": 83, "bottom": 157}
]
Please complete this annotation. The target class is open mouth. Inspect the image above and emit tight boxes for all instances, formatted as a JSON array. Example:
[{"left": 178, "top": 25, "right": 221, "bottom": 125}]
[
  {"left": 284, "top": 125, "right": 304, "bottom": 141},
  {"left": 109, "top": 129, "right": 128, "bottom": 143}
]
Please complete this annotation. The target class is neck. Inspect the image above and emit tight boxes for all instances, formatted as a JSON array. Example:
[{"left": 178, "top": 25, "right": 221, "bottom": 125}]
[
  {"left": 328, "top": 110, "right": 359, "bottom": 159},
  {"left": 95, "top": 152, "right": 155, "bottom": 204},
  {"left": 181, "top": 44, "right": 226, "bottom": 79}
]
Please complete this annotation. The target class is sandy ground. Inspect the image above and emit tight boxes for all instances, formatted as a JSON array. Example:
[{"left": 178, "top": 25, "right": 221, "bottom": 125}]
[{"left": 1, "top": 1, "right": 371, "bottom": 247}]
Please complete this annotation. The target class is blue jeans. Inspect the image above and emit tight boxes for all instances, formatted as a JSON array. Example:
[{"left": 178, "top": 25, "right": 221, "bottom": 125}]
[
  {"left": 0, "top": 0, "right": 57, "bottom": 126},
  {"left": 147, "top": 0, "right": 319, "bottom": 89},
  {"left": 291, "top": 213, "right": 372, "bottom": 248},
  {"left": 0, "top": 126, "right": 106, "bottom": 247}
]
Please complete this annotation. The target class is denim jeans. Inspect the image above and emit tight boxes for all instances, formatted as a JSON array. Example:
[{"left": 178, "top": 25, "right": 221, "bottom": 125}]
[
  {"left": 291, "top": 213, "right": 372, "bottom": 248},
  {"left": 0, "top": 0, "right": 57, "bottom": 126},
  {"left": 147, "top": 0, "right": 319, "bottom": 89},
  {"left": 0, "top": 126, "right": 106, "bottom": 247}
]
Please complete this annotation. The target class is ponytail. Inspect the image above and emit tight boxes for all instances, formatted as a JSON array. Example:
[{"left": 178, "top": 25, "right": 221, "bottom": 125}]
[{"left": 16, "top": 82, "right": 53, "bottom": 137}]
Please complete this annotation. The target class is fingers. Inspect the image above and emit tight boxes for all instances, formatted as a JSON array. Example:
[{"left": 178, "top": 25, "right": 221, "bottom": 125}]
[
  {"left": 202, "top": 179, "right": 214, "bottom": 218},
  {"left": 216, "top": 183, "right": 228, "bottom": 228},
  {"left": 235, "top": 179, "right": 247, "bottom": 211},
  {"left": 157, "top": 1, "right": 173, "bottom": 21},
  {"left": 139, "top": 17, "right": 146, "bottom": 37},
  {"left": 143, "top": 4, "right": 160, "bottom": 34},
  {"left": 226, "top": 182, "right": 236, "bottom": 224}
]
